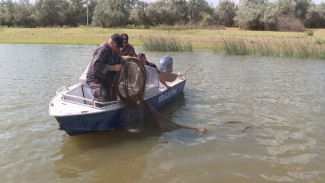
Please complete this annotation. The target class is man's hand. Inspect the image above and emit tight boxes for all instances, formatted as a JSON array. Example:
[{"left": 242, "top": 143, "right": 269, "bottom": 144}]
[
  {"left": 123, "top": 55, "right": 138, "bottom": 62},
  {"left": 123, "top": 55, "right": 132, "bottom": 60},
  {"left": 109, "top": 64, "right": 123, "bottom": 71}
]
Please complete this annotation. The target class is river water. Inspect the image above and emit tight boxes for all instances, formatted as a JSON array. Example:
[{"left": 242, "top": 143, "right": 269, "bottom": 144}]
[{"left": 0, "top": 43, "right": 324, "bottom": 183}]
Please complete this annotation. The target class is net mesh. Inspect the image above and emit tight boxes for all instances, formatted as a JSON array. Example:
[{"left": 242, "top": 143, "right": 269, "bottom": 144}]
[{"left": 117, "top": 58, "right": 207, "bottom": 133}]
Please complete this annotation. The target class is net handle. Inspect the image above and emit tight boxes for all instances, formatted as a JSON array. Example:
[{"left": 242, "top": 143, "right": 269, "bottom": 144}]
[{"left": 179, "top": 60, "right": 198, "bottom": 78}]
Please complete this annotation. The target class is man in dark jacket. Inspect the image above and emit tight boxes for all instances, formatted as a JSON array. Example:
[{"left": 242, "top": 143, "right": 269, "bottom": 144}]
[
  {"left": 86, "top": 33, "right": 124, "bottom": 104},
  {"left": 119, "top": 33, "right": 137, "bottom": 58}
]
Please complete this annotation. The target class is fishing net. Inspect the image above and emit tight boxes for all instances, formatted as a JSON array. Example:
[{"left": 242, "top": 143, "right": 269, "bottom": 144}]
[
  {"left": 117, "top": 58, "right": 207, "bottom": 133},
  {"left": 117, "top": 58, "right": 147, "bottom": 132},
  {"left": 118, "top": 58, "right": 146, "bottom": 104}
]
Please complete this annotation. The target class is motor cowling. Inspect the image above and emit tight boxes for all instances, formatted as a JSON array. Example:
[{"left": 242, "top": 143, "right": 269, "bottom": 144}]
[{"left": 159, "top": 56, "right": 173, "bottom": 73}]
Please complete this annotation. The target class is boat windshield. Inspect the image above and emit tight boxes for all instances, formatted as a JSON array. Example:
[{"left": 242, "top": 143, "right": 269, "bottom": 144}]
[{"left": 145, "top": 65, "right": 159, "bottom": 88}]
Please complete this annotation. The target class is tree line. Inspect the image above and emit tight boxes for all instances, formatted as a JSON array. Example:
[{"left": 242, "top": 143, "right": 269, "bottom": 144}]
[{"left": 0, "top": 0, "right": 324, "bottom": 30}]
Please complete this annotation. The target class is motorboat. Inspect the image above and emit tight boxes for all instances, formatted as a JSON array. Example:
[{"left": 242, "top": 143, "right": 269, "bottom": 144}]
[{"left": 49, "top": 56, "right": 187, "bottom": 136}]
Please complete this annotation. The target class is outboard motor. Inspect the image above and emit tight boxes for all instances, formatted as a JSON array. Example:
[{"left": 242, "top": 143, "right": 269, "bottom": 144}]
[{"left": 159, "top": 56, "right": 173, "bottom": 73}]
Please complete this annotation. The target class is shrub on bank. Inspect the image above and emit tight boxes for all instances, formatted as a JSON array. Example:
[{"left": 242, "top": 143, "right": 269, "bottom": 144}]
[
  {"left": 315, "top": 38, "right": 325, "bottom": 44},
  {"left": 276, "top": 14, "right": 305, "bottom": 32},
  {"left": 306, "top": 31, "right": 314, "bottom": 36}
]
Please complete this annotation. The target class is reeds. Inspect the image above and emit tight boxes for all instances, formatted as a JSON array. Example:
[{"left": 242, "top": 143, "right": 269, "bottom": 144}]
[
  {"left": 213, "top": 37, "right": 325, "bottom": 59},
  {"left": 217, "top": 38, "right": 249, "bottom": 55},
  {"left": 1, "top": 27, "right": 324, "bottom": 59},
  {"left": 142, "top": 37, "right": 193, "bottom": 52}
]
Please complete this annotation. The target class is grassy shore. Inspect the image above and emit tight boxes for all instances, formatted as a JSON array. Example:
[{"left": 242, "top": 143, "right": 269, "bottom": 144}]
[{"left": 1, "top": 27, "right": 324, "bottom": 58}]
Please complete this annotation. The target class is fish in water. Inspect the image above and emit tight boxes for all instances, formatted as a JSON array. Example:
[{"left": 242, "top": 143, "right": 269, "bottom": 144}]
[
  {"left": 241, "top": 125, "right": 258, "bottom": 133},
  {"left": 220, "top": 121, "right": 258, "bottom": 134},
  {"left": 223, "top": 121, "right": 244, "bottom": 124}
]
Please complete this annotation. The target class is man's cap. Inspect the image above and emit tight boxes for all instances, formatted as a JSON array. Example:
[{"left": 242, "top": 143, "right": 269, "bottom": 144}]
[{"left": 111, "top": 33, "right": 123, "bottom": 48}]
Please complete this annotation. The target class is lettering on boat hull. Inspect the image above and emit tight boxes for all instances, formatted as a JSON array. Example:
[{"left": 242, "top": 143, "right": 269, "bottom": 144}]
[{"left": 158, "top": 88, "right": 177, "bottom": 103}]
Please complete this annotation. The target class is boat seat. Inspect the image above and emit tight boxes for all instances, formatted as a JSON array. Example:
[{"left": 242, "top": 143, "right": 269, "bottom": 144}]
[
  {"left": 79, "top": 65, "right": 94, "bottom": 105},
  {"left": 78, "top": 66, "right": 117, "bottom": 107}
]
